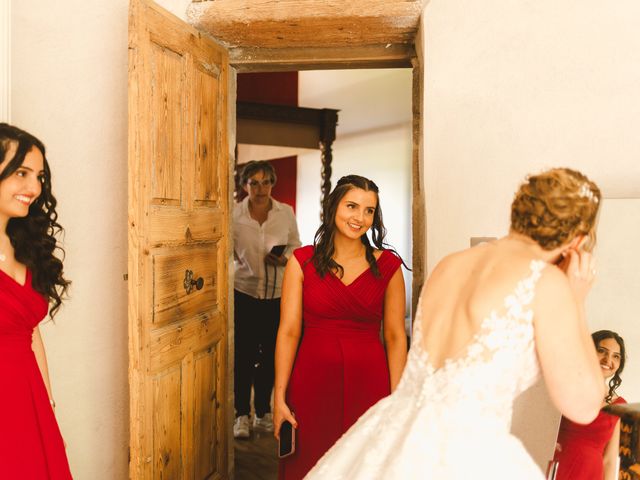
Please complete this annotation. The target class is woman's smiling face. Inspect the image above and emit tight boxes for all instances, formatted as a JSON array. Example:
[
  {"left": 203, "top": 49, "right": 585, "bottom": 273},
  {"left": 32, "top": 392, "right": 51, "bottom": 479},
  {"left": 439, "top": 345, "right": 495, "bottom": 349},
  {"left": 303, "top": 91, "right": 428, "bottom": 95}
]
[
  {"left": 0, "top": 144, "right": 44, "bottom": 222},
  {"left": 334, "top": 187, "right": 377, "bottom": 240},
  {"left": 596, "top": 337, "right": 622, "bottom": 379}
]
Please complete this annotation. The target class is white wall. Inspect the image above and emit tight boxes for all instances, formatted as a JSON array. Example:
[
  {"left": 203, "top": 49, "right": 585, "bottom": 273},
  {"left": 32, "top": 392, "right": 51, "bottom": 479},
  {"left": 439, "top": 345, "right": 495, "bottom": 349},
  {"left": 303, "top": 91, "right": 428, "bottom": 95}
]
[
  {"left": 421, "top": 0, "right": 640, "bottom": 470},
  {"left": 297, "top": 69, "right": 413, "bottom": 318},
  {"left": 12, "top": 1, "right": 129, "bottom": 478},
  {"left": 0, "top": 0, "right": 9, "bottom": 122},
  {"left": 422, "top": 0, "right": 640, "bottom": 272}
]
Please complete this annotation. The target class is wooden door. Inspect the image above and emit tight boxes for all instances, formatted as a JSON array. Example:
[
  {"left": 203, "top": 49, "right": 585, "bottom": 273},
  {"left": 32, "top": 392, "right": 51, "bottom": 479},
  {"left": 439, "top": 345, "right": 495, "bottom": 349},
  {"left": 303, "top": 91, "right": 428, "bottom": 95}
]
[{"left": 128, "top": 0, "right": 231, "bottom": 478}]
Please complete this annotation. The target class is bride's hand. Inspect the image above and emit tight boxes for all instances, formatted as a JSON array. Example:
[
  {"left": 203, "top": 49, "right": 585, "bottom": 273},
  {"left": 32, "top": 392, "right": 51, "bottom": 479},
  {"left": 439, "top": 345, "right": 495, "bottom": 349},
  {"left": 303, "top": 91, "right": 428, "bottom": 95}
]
[
  {"left": 562, "top": 249, "right": 596, "bottom": 302},
  {"left": 274, "top": 401, "right": 298, "bottom": 440}
]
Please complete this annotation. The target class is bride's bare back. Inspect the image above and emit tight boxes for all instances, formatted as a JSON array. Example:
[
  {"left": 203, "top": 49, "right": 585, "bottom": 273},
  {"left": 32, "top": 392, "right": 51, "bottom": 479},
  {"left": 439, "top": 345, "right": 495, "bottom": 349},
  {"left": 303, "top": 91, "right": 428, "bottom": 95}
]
[{"left": 419, "top": 238, "right": 550, "bottom": 370}]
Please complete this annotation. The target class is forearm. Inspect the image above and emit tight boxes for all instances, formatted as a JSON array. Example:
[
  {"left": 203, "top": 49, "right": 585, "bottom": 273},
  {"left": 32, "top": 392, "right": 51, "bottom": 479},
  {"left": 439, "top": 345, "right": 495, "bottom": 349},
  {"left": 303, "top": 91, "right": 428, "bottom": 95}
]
[
  {"left": 274, "top": 332, "right": 300, "bottom": 405},
  {"left": 385, "top": 334, "right": 408, "bottom": 391},
  {"left": 603, "top": 458, "right": 618, "bottom": 480},
  {"left": 603, "top": 422, "right": 621, "bottom": 480}
]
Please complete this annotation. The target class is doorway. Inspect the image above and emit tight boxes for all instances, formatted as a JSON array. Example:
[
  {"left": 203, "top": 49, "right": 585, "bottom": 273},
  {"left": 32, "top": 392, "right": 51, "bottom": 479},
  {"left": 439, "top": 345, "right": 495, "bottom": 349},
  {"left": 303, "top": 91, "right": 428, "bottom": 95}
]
[{"left": 233, "top": 68, "right": 414, "bottom": 480}]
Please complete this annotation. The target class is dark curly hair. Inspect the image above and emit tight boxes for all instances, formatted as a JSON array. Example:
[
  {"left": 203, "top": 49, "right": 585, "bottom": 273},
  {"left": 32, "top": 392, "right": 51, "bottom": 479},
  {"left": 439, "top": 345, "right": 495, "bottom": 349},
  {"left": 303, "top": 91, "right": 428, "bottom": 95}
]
[
  {"left": 510, "top": 168, "right": 601, "bottom": 251},
  {"left": 0, "top": 123, "right": 70, "bottom": 318},
  {"left": 312, "top": 174, "right": 408, "bottom": 278},
  {"left": 592, "top": 330, "right": 626, "bottom": 404}
]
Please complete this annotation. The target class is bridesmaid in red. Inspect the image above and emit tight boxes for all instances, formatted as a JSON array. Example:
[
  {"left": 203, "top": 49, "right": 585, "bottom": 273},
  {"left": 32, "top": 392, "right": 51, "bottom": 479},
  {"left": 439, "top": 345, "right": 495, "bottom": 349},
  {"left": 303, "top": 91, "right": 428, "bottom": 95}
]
[
  {"left": 0, "top": 123, "right": 72, "bottom": 478},
  {"left": 274, "top": 174, "right": 408, "bottom": 479},
  {"left": 554, "top": 330, "right": 627, "bottom": 480}
]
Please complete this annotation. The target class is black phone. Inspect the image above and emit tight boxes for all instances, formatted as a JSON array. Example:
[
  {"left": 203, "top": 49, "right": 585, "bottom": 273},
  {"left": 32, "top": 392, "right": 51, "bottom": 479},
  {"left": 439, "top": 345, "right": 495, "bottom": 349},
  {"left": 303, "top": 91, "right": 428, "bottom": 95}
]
[
  {"left": 270, "top": 244, "right": 286, "bottom": 257},
  {"left": 278, "top": 420, "right": 296, "bottom": 458}
]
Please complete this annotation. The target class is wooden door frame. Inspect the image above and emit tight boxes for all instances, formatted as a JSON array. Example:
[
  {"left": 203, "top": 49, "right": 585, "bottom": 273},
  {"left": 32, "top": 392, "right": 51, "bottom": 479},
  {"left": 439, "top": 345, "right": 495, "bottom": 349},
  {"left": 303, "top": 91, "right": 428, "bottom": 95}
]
[{"left": 222, "top": 28, "right": 426, "bottom": 480}]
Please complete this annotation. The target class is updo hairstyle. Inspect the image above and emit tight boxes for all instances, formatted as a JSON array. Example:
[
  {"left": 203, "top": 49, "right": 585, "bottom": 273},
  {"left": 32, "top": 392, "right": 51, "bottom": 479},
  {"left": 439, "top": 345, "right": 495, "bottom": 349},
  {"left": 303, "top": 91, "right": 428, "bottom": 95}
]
[{"left": 510, "top": 168, "right": 601, "bottom": 251}]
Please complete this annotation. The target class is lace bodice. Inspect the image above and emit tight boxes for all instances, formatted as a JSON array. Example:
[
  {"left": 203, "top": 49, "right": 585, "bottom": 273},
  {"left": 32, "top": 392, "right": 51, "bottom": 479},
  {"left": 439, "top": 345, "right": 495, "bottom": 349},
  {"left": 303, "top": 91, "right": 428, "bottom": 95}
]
[
  {"left": 306, "top": 260, "right": 547, "bottom": 479},
  {"left": 398, "top": 259, "right": 546, "bottom": 430}
]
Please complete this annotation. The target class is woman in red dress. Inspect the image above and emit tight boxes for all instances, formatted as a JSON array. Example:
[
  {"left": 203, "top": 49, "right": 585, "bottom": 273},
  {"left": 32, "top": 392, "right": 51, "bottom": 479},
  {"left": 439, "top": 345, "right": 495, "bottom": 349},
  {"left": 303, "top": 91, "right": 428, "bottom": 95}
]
[
  {"left": 274, "top": 175, "right": 408, "bottom": 479},
  {"left": 0, "top": 123, "right": 72, "bottom": 478},
  {"left": 554, "top": 330, "right": 627, "bottom": 480}
]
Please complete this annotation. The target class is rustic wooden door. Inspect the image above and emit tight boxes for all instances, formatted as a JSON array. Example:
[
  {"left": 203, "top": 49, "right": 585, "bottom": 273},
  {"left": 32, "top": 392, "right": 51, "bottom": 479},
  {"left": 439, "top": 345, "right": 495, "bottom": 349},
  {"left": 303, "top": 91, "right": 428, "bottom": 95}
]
[{"left": 128, "top": 0, "right": 231, "bottom": 478}]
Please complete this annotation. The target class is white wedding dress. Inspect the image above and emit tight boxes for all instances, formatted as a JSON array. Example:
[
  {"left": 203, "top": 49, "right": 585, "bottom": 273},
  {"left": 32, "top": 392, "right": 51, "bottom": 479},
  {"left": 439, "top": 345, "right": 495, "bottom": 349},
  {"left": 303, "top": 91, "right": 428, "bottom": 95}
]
[{"left": 305, "top": 260, "right": 547, "bottom": 479}]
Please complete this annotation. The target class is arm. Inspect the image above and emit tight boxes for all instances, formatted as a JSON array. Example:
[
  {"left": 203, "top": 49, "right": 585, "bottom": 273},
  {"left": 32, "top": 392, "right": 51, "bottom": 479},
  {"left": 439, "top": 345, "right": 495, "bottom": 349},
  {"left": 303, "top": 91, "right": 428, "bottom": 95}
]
[
  {"left": 32, "top": 326, "right": 55, "bottom": 409},
  {"left": 534, "top": 251, "right": 604, "bottom": 424},
  {"left": 273, "top": 255, "right": 303, "bottom": 438},
  {"left": 383, "top": 268, "right": 407, "bottom": 392},
  {"left": 603, "top": 418, "right": 621, "bottom": 480}
]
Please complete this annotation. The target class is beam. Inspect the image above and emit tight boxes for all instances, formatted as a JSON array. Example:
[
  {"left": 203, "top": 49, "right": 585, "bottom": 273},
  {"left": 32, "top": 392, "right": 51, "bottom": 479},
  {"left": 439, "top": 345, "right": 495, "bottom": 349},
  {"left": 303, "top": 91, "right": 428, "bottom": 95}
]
[
  {"left": 187, "top": 0, "right": 426, "bottom": 48},
  {"left": 229, "top": 43, "right": 414, "bottom": 72}
]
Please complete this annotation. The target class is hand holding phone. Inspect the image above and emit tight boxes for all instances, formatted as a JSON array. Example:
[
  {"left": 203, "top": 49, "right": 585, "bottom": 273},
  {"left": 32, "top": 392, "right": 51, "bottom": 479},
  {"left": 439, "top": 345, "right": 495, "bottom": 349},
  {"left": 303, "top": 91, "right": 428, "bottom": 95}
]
[
  {"left": 265, "top": 245, "right": 287, "bottom": 267},
  {"left": 270, "top": 244, "right": 286, "bottom": 257},
  {"left": 278, "top": 420, "right": 296, "bottom": 458}
]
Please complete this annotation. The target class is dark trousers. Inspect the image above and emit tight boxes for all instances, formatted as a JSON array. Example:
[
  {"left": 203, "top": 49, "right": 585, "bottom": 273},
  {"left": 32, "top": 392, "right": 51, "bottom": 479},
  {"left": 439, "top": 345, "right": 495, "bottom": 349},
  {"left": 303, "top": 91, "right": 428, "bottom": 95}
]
[{"left": 234, "top": 289, "right": 280, "bottom": 418}]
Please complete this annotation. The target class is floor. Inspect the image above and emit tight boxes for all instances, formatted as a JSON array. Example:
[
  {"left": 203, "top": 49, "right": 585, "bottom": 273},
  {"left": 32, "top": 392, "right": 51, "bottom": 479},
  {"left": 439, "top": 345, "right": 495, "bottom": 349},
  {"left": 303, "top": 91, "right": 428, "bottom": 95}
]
[{"left": 234, "top": 429, "right": 279, "bottom": 480}]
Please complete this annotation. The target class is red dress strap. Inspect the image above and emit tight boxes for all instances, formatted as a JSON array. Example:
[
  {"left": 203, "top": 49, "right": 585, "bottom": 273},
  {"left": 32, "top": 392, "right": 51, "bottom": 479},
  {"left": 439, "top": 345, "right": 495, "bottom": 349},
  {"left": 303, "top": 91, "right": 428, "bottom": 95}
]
[
  {"left": 378, "top": 250, "right": 403, "bottom": 285},
  {"left": 293, "top": 245, "right": 314, "bottom": 266}
]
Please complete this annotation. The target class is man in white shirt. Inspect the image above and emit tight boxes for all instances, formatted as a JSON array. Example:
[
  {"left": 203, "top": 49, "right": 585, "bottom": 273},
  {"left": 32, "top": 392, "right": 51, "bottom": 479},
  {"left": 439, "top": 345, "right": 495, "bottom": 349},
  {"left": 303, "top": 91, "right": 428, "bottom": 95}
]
[{"left": 233, "top": 160, "right": 301, "bottom": 439}]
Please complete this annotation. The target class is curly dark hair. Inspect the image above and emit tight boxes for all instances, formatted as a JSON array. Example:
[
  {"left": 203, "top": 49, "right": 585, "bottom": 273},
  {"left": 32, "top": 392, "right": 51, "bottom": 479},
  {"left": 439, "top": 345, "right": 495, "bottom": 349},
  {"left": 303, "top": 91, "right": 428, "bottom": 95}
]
[
  {"left": 510, "top": 168, "right": 601, "bottom": 251},
  {"left": 0, "top": 123, "right": 70, "bottom": 318},
  {"left": 312, "top": 174, "right": 408, "bottom": 278},
  {"left": 592, "top": 330, "right": 626, "bottom": 404}
]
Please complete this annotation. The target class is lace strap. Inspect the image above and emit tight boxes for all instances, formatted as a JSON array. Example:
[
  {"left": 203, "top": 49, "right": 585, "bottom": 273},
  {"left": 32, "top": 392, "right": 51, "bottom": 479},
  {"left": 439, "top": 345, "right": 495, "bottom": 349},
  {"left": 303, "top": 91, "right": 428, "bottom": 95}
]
[{"left": 507, "top": 259, "right": 546, "bottom": 311}]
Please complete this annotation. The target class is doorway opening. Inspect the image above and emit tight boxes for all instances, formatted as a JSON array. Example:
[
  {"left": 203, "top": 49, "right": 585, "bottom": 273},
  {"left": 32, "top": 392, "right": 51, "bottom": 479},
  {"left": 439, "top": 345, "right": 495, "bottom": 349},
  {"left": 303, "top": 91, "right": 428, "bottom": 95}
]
[{"left": 232, "top": 68, "right": 415, "bottom": 480}]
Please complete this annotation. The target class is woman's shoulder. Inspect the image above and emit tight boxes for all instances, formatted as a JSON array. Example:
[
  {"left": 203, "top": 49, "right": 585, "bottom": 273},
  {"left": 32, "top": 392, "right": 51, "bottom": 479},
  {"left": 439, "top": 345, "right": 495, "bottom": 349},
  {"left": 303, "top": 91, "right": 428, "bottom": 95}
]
[
  {"left": 293, "top": 245, "right": 314, "bottom": 264},
  {"left": 378, "top": 248, "right": 403, "bottom": 269}
]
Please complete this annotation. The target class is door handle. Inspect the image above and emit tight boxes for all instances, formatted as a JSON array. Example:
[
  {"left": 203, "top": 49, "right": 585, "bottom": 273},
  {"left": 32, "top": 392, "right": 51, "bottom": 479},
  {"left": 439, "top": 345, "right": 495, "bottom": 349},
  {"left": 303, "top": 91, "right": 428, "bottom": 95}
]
[{"left": 183, "top": 269, "right": 204, "bottom": 294}]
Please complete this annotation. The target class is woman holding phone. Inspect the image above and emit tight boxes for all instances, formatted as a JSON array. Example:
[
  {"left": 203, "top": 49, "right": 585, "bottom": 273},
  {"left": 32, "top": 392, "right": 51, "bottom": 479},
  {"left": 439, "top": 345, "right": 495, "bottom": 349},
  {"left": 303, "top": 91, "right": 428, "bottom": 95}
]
[
  {"left": 232, "top": 160, "right": 301, "bottom": 439},
  {"left": 274, "top": 175, "right": 408, "bottom": 479}
]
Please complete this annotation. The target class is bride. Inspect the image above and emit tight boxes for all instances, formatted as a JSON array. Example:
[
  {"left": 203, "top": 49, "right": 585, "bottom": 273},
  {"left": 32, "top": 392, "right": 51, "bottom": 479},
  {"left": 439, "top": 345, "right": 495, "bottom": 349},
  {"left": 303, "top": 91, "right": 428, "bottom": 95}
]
[{"left": 304, "top": 168, "right": 605, "bottom": 479}]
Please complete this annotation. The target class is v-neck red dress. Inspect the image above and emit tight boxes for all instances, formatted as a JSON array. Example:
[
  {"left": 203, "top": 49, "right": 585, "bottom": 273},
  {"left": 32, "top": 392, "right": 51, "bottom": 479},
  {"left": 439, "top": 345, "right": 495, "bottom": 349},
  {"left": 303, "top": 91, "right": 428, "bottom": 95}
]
[
  {"left": 279, "top": 245, "right": 403, "bottom": 480},
  {"left": 0, "top": 269, "right": 72, "bottom": 479}
]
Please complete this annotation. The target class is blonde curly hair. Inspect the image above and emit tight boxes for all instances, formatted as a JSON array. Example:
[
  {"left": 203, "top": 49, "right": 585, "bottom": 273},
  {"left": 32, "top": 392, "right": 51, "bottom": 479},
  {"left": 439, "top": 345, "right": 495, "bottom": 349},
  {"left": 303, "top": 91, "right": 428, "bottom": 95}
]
[{"left": 510, "top": 168, "right": 601, "bottom": 251}]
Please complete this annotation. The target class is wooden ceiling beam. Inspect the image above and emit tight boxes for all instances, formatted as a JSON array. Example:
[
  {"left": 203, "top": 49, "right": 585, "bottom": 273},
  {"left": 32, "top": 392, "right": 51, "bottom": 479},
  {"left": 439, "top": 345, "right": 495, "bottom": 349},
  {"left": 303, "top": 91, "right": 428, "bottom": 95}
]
[{"left": 187, "top": 1, "right": 426, "bottom": 49}]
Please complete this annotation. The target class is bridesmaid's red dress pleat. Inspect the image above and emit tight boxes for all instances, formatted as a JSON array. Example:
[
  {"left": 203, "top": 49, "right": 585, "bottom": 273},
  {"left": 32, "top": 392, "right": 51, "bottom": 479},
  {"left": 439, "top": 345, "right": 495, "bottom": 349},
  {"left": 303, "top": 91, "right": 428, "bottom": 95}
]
[
  {"left": 554, "top": 397, "right": 626, "bottom": 480},
  {"left": 279, "top": 246, "right": 402, "bottom": 480},
  {"left": 0, "top": 269, "right": 73, "bottom": 479}
]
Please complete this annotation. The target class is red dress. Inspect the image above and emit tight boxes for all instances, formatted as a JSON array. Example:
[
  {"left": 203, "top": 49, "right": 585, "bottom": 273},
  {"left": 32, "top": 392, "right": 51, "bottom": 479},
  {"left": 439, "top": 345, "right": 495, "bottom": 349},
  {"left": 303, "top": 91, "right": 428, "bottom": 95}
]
[
  {"left": 554, "top": 397, "right": 626, "bottom": 480},
  {"left": 279, "top": 246, "right": 402, "bottom": 480},
  {"left": 0, "top": 269, "right": 72, "bottom": 479}
]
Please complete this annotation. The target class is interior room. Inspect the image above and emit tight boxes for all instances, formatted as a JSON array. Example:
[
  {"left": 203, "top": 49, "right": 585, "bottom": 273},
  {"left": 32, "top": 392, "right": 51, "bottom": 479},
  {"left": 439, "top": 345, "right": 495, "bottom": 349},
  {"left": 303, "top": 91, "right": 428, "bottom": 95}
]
[{"left": 3, "top": 0, "right": 640, "bottom": 478}]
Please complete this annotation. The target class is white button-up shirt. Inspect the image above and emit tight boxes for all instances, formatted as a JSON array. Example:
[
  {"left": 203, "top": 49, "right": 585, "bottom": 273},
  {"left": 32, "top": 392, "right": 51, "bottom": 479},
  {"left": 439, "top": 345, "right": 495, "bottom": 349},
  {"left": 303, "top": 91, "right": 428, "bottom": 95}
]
[{"left": 233, "top": 196, "right": 301, "bottom": 299}]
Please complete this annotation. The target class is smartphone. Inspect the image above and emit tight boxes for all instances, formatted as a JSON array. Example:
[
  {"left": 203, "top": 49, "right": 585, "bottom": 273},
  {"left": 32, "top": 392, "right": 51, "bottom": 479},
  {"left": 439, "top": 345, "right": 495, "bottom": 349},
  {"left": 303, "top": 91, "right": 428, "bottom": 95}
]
[
  {"left": 278, "top": 420, "right": 296, "bottom": 458},
  {"left": 270, "top": 244, "right": 286, "bottom": 257}
]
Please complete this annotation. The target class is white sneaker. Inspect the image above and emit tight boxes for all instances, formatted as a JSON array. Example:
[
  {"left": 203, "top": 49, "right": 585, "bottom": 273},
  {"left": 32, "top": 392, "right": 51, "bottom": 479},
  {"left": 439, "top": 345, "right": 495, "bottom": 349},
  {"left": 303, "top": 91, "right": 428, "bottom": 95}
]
[
  {"left": 233, "top": 415, "right": 250, "bottom": 439},
  {"left": 253, "top": 412, "right": 274, "bottom": 432}
]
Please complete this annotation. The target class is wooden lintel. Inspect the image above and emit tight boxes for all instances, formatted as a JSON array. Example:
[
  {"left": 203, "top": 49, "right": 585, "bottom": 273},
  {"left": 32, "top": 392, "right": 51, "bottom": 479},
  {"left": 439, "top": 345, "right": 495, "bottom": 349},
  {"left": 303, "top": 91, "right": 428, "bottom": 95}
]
[
  {"left": 229, "top": 43, "right": 415, "bottom": 72},
  {"left": 188, "top": 0, "right": 426, "bottom": 49}
]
